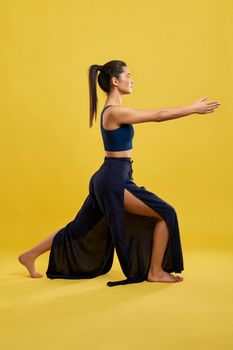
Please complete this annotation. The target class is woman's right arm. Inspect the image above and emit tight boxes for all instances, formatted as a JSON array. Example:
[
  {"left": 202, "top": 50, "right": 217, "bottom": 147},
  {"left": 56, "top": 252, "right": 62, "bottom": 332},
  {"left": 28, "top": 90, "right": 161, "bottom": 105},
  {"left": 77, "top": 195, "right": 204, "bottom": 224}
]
[{"left": 109, "top": 96, "right": 221, "bottom": 125}]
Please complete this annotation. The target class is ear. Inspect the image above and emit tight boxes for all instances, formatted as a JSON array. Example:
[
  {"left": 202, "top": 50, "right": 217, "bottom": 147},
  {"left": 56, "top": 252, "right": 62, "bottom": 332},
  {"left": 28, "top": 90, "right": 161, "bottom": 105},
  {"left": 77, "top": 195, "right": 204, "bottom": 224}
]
[{"left": 111, "top": 76, "right": 119, "bottom": 88}]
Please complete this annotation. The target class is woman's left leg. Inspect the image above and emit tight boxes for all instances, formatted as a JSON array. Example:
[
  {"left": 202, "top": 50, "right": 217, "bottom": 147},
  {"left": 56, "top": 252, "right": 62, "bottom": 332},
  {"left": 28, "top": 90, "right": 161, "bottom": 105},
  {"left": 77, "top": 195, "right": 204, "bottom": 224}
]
[
  {"left": 18, "top": 229, "right": 60, "bottom": 278},
  {"left": 124, "top": 188, "right": 183, "bottom": 283}
]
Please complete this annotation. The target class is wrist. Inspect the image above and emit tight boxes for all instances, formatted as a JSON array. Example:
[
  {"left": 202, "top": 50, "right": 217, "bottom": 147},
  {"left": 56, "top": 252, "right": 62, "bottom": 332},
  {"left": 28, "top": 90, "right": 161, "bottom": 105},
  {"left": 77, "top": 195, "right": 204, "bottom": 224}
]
[{"left": 187, "top": 105, "right": 196, "bottom": 114}]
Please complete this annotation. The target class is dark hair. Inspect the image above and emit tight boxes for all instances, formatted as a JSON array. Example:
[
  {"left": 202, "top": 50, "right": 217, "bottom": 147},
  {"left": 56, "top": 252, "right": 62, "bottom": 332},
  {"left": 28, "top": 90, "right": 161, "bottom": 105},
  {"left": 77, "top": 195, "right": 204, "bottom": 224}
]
[{"left": 88, "top": 60, "right": 127, "bottom": 128}]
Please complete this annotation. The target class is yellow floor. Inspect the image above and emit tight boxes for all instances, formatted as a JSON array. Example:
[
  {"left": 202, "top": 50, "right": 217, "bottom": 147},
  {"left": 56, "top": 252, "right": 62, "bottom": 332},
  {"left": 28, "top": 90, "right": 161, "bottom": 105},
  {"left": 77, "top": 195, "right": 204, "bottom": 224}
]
[{"left": 1, "top": 248, "right": 233, "bottom": 350}]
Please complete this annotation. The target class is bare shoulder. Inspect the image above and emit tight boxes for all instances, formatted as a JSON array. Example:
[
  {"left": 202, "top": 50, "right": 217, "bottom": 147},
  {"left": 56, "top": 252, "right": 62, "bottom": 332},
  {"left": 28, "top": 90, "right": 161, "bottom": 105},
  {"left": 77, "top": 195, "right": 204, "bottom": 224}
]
[{"left": 108, "top": 104, "right": 161, "bottom": 125}]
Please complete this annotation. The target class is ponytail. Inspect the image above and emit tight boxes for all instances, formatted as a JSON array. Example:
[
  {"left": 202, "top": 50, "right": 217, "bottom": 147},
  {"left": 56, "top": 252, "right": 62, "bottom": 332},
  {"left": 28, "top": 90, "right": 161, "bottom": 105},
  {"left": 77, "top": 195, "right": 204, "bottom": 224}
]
[{"left": 88, "top": 60, "right": 127, "bottom": 128}]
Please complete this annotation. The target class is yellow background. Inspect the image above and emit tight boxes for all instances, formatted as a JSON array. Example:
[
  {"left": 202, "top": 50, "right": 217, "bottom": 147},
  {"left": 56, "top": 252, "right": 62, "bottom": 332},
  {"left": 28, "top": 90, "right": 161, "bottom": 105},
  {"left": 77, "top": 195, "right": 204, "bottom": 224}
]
[{"left": 1, "top": 0, "right": 232, "bottom": 349}]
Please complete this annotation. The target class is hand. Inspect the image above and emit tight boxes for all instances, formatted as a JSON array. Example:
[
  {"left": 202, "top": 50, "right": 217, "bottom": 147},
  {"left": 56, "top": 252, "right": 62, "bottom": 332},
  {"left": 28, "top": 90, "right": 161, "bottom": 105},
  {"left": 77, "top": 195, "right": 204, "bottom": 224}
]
[{"left": 191, "top": 96, "right": 221, "bottom": 114}]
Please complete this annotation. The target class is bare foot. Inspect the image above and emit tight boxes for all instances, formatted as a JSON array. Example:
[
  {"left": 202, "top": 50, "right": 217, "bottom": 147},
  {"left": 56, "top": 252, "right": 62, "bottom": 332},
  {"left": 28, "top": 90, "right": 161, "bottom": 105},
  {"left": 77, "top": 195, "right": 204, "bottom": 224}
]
[
  {"left": 18, "top": 252, "right": 43, "bottom": 278},
  {"left": 147, "top": 269, "right": 183, "bottom": 283}
]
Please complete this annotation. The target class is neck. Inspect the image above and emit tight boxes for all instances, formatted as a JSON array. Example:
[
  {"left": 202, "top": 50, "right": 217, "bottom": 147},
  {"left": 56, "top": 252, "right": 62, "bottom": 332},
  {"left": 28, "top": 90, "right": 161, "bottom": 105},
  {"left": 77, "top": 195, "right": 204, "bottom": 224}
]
[{"left": 105, "top": 89, "right": 123, "bottom": 106}]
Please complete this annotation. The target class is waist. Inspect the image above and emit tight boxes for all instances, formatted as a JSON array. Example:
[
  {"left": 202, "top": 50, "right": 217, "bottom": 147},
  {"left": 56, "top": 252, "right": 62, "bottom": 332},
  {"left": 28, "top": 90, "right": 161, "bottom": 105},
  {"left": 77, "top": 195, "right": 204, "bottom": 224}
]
[
  {"left": 104, "top": 156, "right": 134, "bottom": 166},
  {"left": 105, "top": 149, "right": 132, "bottom": 157},
  {"left": 104, "top": 156, "right": 132, "bottom": 161},
  {"left": 103, "top": 157, "right": 134, "bottom": 179}
]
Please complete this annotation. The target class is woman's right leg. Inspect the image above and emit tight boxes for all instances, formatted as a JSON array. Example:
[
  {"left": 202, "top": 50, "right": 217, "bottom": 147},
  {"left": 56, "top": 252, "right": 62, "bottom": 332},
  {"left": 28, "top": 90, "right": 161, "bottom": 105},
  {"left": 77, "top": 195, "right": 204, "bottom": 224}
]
[{"left": 18, "top": 229, "right": 60, "bottom": 278}]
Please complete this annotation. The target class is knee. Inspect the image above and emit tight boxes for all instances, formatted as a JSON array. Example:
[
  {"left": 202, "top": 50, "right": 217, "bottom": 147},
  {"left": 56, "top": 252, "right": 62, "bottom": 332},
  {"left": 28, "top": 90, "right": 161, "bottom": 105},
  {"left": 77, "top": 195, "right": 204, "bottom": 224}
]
[
  {"left": 167, "top": 204, "right": 177, "bottom": 217},
  {"left": 89, "top": 175, "right": 95, "bottom": 196}
]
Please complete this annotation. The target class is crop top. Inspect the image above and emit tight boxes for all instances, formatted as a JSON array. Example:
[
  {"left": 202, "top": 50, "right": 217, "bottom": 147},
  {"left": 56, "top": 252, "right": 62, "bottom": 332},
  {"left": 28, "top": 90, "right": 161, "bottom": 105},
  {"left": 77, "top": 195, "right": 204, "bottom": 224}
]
[{"left": 100, "top": 105, "right": 134, "bottom": 151}]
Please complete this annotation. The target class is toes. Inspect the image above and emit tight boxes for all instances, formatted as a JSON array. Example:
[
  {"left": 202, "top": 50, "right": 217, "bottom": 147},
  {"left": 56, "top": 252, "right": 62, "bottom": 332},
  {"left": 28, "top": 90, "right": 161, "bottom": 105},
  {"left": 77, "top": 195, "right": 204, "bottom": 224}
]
[
  {"left": 31, "top": 273, "right": 43, "bottom": 278},
  {"left": 175, "top": 276, "right": 183, "bottom": 281},
  {"left": 171, "top": 274, "right": 178, "bottom": 280}
]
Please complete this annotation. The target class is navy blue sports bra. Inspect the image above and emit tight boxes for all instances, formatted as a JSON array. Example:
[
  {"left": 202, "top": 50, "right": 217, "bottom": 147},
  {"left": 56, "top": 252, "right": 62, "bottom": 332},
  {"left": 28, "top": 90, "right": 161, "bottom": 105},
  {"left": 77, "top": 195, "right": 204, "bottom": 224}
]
[{"left": 100, "top": 105, "right": 134, "bottom": 151}]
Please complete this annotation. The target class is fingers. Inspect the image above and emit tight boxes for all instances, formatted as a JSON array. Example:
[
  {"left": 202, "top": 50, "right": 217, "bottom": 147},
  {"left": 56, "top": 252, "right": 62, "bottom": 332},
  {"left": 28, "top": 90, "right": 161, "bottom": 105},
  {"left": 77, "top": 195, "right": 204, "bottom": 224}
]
[
  {"left": 206, "top": 102, "right": 221, "bottom": 113},
  {"left": 207, "top": 109, "right": 213, "bottom": 113},
  {"left": 206, "top": 107, "right": 216, "bottom": 113},
  {"left": 201, "top": 97, "right": 221, "bottom": 107},
  {"left": 207, "top": 101, "right": 220, "bottom": 105}
]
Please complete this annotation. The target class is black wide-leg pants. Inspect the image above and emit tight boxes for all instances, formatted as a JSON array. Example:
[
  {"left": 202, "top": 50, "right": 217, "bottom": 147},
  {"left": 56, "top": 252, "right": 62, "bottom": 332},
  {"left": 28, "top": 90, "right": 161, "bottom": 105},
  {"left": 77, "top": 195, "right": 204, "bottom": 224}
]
[{"left": 46, "top": 157, "right": 184, "bottom": 287}]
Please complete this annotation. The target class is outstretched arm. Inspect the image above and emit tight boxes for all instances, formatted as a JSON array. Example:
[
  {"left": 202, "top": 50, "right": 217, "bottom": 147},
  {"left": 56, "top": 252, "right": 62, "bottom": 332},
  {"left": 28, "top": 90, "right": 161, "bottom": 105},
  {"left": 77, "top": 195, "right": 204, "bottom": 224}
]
[
  {"left": 157, "top": 96, "right": 221, "bottom": 122},
  {"left": 109, "top": 96, "right": 221, "bottom": 125}
]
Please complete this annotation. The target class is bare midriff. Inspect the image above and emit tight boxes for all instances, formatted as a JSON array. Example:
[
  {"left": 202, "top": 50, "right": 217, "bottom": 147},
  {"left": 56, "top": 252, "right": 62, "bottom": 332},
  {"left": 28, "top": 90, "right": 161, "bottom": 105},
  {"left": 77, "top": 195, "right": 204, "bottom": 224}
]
[{"left": 105, "top": 149, "right": 132, "bottom": 158}]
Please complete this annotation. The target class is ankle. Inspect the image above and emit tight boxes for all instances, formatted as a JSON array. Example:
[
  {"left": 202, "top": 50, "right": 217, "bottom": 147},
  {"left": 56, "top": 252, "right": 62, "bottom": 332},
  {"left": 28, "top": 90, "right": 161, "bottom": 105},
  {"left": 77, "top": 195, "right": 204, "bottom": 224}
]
[
  {"left": 22, "top": 250, "right": 37, "bottom": 260},
  {"left": 148, "top": 267, "right": 164, "bottom": 275}
]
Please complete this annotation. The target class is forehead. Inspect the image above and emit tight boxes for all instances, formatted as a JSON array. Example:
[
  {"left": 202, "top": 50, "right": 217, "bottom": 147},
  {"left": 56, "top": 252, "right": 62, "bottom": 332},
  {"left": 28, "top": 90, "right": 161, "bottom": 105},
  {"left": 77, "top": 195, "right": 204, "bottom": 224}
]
[{"left": 122, "top": 66, "right": 130, "bottom": 74}]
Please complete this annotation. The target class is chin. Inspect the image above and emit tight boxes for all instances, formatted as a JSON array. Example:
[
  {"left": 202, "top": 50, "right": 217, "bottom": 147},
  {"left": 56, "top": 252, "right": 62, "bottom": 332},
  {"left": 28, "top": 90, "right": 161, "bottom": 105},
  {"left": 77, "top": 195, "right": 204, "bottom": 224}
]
[{"left": 124, "top": 89, "right": 132, "bottom": 95}]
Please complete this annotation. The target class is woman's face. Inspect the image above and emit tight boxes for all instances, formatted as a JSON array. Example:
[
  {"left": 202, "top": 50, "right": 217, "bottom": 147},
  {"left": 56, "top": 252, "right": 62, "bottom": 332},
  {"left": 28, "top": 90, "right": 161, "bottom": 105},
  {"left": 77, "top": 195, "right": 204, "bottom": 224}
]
[{"left": 113, "top": 66, "right": 134, "bottom": 94}]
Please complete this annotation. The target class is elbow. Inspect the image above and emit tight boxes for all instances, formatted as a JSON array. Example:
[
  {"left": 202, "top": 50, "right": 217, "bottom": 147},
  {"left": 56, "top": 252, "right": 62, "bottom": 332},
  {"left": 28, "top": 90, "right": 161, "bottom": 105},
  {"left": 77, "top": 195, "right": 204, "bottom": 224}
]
[
  {"left": 154, "top": 109, "right": 162, "bottom": 122},
  {"left": 155, "top": 108, "right": 169, "bottom": 122}
]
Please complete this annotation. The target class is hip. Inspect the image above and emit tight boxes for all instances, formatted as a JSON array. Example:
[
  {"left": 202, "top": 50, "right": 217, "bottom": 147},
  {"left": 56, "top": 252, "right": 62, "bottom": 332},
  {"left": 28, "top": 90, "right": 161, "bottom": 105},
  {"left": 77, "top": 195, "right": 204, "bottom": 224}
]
[{"left": 91, "top": 156, "right": 134, "bottom": 188}]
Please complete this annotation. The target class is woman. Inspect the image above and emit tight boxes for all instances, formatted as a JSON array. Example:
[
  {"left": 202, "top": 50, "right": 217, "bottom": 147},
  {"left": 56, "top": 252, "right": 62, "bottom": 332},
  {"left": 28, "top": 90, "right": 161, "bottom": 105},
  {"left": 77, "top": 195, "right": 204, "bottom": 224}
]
[{"left": 18, "top": 60, "right": 220, "bottom": 287}]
